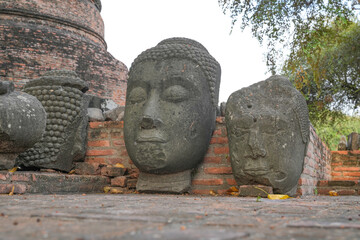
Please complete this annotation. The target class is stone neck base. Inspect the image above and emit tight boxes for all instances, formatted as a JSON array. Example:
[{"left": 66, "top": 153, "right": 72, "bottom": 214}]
[{"left": 136, "top": 170, "right": 192, "bottom": 194}]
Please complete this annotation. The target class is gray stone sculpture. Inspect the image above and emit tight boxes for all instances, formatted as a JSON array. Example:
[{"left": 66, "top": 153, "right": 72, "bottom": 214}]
[
  {"left": 225, "top": 75, "right": 310, "bottom": 196},
  {"left": 124, "top": 37, "right": 221, "bottom": 193},
  {"left": 0, "top": 81, "right": 46, "bottom": 169},
  {"left": 16, "top": 70, "right": 89, "bottom": 172}
]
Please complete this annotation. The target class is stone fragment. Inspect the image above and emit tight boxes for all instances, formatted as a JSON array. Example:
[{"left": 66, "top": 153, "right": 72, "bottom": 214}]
[
  {"left": 338, "top": 135, "right": 347, "bottom": 150},
  {"left": 104, "top": 106, "right": 125, "bottom": 121},
  {"left": 87, "top": 108, "right": 105, "bottom": 122},
  {"left": 226, "top": 75, "right": 310, "bottom": 196},
  {"left": 238, "top": 185, "right": 273, "bottom": 198},
  {"left": 124, "top": 37, "right": 221, "bottom": 193},
  {"left": 0, "top": 81, "right": 46, "bottom": 169},
  {"left": 16, "top": 70, "right": 89, "bottom": 172},
  {"left": 100, "top": 166, "right": 126, "bottom": 177},
  {"left": 111, "top": 176, "right": 127, "bottom": 187},
  {"left": 75, "top": 162, "right": 100, "bottom": 175},
  {"left": 347, "top": 132, "right": 359, "bottom": 150}
]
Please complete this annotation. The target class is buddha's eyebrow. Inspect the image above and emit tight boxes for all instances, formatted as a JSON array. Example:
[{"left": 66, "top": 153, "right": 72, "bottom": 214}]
[
  {"left": 163, "top": 74, "right": 195, "bottom": 89},
  {"left": 128, "top": 80, "right": 148, "bottom": 90}
]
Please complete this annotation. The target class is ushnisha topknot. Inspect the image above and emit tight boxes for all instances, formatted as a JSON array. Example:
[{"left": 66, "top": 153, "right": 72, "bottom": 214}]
[{"left": 129, "top": 37, "right": 221, "bottom": 107}]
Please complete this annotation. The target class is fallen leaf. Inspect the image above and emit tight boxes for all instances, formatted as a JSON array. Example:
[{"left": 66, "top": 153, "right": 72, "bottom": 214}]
[
  {"left": 110, "top": 188, "right": 123, "bottom": 194},
  {"left": 103, "top": 186, "right": 111, "bottom": 193},
  {"left": 209, "top": 190, "right": 217, "bottom": 196},
  {"left": 267, "top": 194, "right": 290, "bottom": 200},
  {"left": 226, "top": 186, "right": 240, "bottom": 196},
  {"left": 8, "top": 167, "right": 18, "bottom": 173},
  {"left": 180, "top": 225, "right": 186, "bottom": 230},
  {"left": 68, "top": 170, "right": 76, "bottom": 175},
  {"left": 114, "top": 163, "right": 125, "bottom": 168},
  {"left": 8, "top": 186, "right": 15, "bottom": 196},
  {"left": 329, "top": 190, "right": 338, "bottom": 196}
]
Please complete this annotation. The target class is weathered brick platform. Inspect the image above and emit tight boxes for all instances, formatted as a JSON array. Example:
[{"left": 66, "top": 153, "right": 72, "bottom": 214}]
[
  {"left": 0, "top": 194, "right": 360, "bottom": 240},
  {"left": 0, "top": 171, "right": 109, "bottom": 194}
]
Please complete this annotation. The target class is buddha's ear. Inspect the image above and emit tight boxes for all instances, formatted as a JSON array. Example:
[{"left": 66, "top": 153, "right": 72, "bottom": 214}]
[{"left": 292, "top": 93, "right": 310, "bottom": 144}]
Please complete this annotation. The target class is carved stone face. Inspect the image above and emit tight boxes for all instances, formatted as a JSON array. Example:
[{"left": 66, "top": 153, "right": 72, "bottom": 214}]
[
  {"left": 124, "top": 58, "right": 215, "bottom": 174},
  {"left": 225, "top": 76, "right": 309, "bottom": 195}
]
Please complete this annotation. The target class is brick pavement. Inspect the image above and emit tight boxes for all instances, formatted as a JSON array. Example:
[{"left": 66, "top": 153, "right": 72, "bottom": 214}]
[{"left": 0, "top": 194, "right": 359, "bottom": 239}]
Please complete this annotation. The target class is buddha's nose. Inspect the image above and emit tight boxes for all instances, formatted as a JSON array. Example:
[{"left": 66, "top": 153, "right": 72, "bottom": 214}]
[
  {"left": 140, "top": 116, "right": 163, "bottom": 129},
  {"left": 248, "top": 129, "right": 266, "bottom": 158},
  {"left": 141, "top": 90, "right": 163, "bottom": 129}
]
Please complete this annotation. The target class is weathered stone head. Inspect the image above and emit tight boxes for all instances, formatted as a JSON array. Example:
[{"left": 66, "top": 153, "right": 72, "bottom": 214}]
[
  {"left": 0, "top": 81, "right": 46, "bottom": 169},
  {"left": 225, "top": 75, "right": 310, "bottom": 195},
  {"left": 16, "top": 70, "right": 89, "bottom": 172},
  {"left": 124, "top": 38, "right": 221, "bottom": 192}
]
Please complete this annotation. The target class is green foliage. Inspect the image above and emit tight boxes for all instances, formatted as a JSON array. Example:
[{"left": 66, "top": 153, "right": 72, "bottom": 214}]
[
  {"left": 219, "top": 0, "right": 359, "bottom": 123},
  {"left": 314, "top": 115, "right": 360, "bottom": 150},
  {"left": 283, "top": 21, "right": 360, "bottom": 123},
  {"left": 218, "top": 0, "right": 358, "bottom": 74}
]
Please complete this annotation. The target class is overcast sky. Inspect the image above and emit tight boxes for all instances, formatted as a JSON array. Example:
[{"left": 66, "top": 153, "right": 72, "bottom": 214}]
[{"left": 101, "top": 0, "right": 271, "bottom": 103}]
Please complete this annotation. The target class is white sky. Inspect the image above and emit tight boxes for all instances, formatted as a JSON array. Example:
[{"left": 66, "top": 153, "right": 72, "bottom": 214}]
[{"left": 101, "top": 0, "right": 271, "bottom": 103}]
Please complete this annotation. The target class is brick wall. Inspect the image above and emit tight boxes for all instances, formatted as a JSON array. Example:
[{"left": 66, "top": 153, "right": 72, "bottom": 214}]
[
  {"left": 84, "top": 118, "right": 331, "bottom": 196},
  {"left": 191, "top": 117, "right": 236, "bottom": 195},
  {"left": 296, "top": 125, "right": 332, "bottom": 196},
  {"left": 0, "top": 0, "right": 128, "bottom": 106},
  {"left": 330, "top": 150, "right": 360, "bottom": 181}
]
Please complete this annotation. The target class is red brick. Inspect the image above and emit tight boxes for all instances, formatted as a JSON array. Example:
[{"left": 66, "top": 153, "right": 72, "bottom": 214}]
[
  {"left": 111, "top": 176, "right": 127, "bottom": 187},
  {"left": 350, "top": 150, "right": 360, "bottom": 155},
  {"left": 0, "top": 184, "right": 27, "bottom": 194},
  {"left": 86, "top": 149, "right": 116, "bottom": 156},
  {"left": 210, "top": 137, "right": 228, "bottom": 144},
  {"left": 216, "top": 117, "right": 225, "bottom": 123},
  {"left": 333, "top": 167, "right": 360, "bottom": 172},
  {"left": 331, "top": 162, "right": 342, "bottom": 166},
  {"left": 0, "top": 173, "right": 8, "bottom": 181},
  {"left": 89, "top": 131, "right": 108, "bottom": 139},
  {"left": 343, "top": 172, "right": 360, "bottom": 177},
  {"left": 204, "top": 167, "right": 232, "bottom": 174},
  {"left": 89, "top": 122, "right": 105, "bottom": 129},
  {"left": 87, "top": 140, "right": 110, "bottom": 147},
  {"left": 331, "top": 172, "right": 342, "bottom": 176},
  {"left": 213, "top": 147, "right": 229, "bottom": 155},
  {"left": 332, "top": 177, "right": 359, "bottom": 181},
  {"left": 113, "top": 140, "right": 125, "bottom": 146},
  {"left": 212, "top": 128, "right": 222, "bottom": 136},
  {"left": 332, "top": 151, "right": 350, "bottom": 155},
  {"left": 10, "top": 174, "right": 30, "bottom": 182},
  {"left": 111, "top": 132, "right": 122, "bottom": 139},
  {"left": 203, "top": 156, "right": 222, "bottom": 164},
  {"left": 226, "top": 178, "right": 237, "bottom": 185},
  {"left": 191, "top": 189, "right": 214, "bottom": 195},
  {"left": 192, "top": 179, "right": 224, "bottom": 186},
  {"left": 85, "top": 157, "right": 106, "bottom": 164},
  {"left": 337, "top": 189, "right": 356, "bottom": 195},
  {"left": 317, "top": 180, "right": 328, "bottom": 187}
]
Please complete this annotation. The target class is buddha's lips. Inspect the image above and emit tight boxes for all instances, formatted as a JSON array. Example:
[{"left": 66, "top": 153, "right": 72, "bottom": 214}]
[
  {"left": 243, "top": 168, "right": 269, "bottom": 176},
  {"left": 136, "top": 131, "right": 167, "bottom": 143}
]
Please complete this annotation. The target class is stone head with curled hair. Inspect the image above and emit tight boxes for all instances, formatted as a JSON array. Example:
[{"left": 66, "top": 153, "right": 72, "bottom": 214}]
[
  {"left": 124, "top": 38, "right": 221, "bottom": 183},
  {"left": 225, "top": 75, "right": 310, "bottom": 196}
]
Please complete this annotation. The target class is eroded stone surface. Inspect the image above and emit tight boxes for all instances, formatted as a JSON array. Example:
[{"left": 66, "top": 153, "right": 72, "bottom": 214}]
[
  {"left": 124, "top": 38, "right": 221, "bottom": 193},
  {"left": 225, "top": 75, "right": 310, "bottom": 195},
  {"left": 16, "top": 70, "right": 89, "bottom": 172},
  {"left": 0, "top": 81, "right": 46, "bottom": 169}
]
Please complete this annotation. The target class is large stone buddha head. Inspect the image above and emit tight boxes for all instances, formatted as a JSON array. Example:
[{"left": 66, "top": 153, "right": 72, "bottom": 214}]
[
  {"left": 225, "top": 76, "right": 310, "bottom": 195},
  {"left": 124, "top": 38, "right": 221, "bottom": 178}
]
